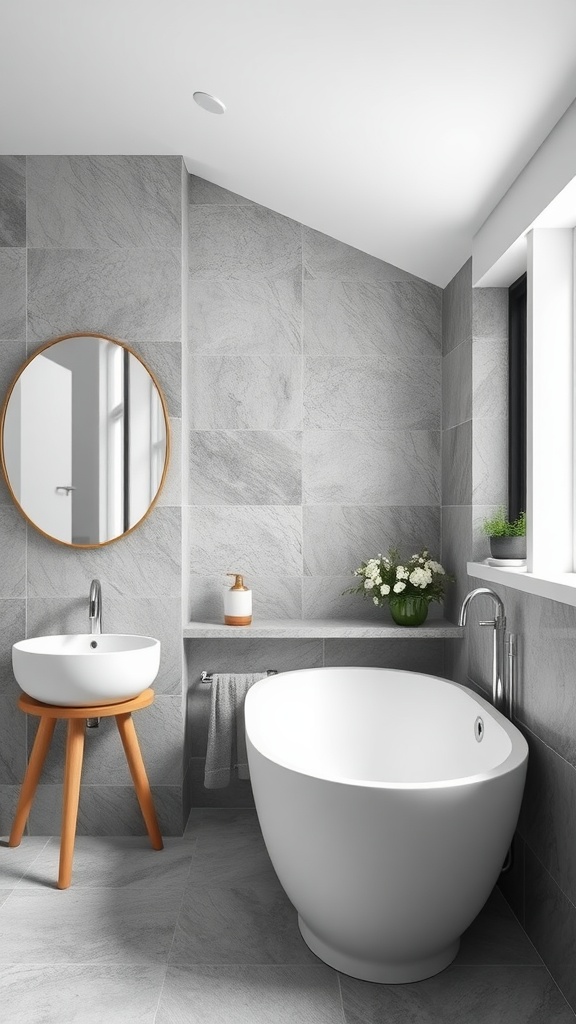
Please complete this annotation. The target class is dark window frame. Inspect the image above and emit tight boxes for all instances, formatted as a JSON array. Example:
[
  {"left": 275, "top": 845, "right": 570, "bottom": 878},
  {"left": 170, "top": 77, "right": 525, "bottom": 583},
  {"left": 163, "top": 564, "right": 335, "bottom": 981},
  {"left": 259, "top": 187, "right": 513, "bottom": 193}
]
[{"left": 508, "top": 272, "right": 527, "bottom": 522}]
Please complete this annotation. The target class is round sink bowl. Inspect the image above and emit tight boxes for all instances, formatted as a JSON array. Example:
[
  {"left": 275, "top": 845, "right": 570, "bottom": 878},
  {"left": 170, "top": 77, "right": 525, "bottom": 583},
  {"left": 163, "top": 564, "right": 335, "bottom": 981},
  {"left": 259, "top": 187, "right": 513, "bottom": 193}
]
[{"left": 12, "top": 634, "right": 161, "bottom": 707}]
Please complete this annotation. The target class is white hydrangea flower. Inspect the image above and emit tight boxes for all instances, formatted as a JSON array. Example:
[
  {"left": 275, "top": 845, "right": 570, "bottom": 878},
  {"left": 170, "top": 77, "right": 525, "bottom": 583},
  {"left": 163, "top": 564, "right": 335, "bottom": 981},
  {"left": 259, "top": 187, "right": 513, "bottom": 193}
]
[
  {"left": 373, "top": 596, "right": 379, "bottom": 605},
  {"left": 393, "top": 581, "right": 406, "bottom": 593},
  {"left": 409, "top": 567, "right": 432, "bottom": 589},
  {"left": 425, "top": 560, "right": 445, "bottom": 575},
  {"left": 396, "top": 566, "right": 409, "bottom": 580},
  {"left": 380, "top": 583, "right": 390, "bottom": 596},
  {"left": 364, "top": 579, "right": 374, "bottom": 589},
  {"left": 375, "top": 576, "right": 382, "bottom": 585}
]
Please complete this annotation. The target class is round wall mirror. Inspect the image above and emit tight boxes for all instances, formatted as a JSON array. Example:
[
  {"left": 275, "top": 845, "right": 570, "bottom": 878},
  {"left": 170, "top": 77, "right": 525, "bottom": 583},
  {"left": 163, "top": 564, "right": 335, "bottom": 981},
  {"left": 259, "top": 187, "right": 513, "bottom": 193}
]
[{"left": 0, "top": 333, "right": 170, "bottom": 547}]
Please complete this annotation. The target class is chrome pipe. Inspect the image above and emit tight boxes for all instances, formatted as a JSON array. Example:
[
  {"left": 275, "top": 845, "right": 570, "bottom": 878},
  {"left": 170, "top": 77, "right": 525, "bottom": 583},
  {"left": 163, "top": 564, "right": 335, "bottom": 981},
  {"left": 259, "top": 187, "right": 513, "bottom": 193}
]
[{"left": 200, "top": 669, "right": 278, "bottom": 684}]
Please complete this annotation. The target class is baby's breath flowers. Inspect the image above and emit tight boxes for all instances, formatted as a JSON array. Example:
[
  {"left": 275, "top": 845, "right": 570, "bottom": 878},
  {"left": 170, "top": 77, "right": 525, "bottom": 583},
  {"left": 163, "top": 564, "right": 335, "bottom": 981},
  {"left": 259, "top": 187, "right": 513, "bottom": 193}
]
[{"left": 345, "top": 548, "right": 453, "bottom": 609}]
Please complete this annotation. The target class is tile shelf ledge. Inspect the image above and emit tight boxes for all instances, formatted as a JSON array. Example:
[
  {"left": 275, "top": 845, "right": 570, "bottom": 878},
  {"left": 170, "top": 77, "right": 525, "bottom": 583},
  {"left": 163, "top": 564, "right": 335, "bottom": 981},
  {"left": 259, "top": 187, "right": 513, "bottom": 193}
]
[
  {"left": 183, "top": 619, "right": 464, "bottom": 639},
  {"left": 468, "top": 561, "right": 576, "bottom": 608}
]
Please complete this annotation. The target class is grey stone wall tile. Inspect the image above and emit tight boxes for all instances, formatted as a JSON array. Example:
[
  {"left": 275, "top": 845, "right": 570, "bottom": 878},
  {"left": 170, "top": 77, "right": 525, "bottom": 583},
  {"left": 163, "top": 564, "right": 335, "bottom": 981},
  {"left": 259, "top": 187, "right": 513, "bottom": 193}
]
[
  {"left": 189, "top": 505, "right": 302, "bottom": 578},
  {"left": 189, "top": 430, "right": 302, "bottom": 505},
  {"left": 303, "top": 226, "right": 419, "bottom": 283},
  {"left": 441, "top": 504, "right": 472, "bottom": 623},
  {"left": 324, "top": 638, "right": 444, "bottom": 675},
  {"left": 158, "top": 418, "right": 181, "bottom": 507},
  {"left": 303, "top": 279, "right": 441, "bottom": 357},
  {"left": 442, "top": 258, "right": 472, "bottom": 355},
  {"left": 28, "top": 784, "right": 184, "bottom": 836},
  {"left": 0, "top": 785, "right": 19, "bottom": 837},
  {"left": 442, "top": 340, "right": 472, "bottom": 429},
  {"left": 0, "top": 600, "right": 26, "bottom": 696},
  {"left": 27, "top": 506, "right": 182, "bottom": 598},
  {"left": 0, "top": 696, "right": 26, "bottom": 784},
  {"left": 0, "top": 507, "right": 26, "bottom": 598},
  {"left": 0, "top": 249, "right": 26, "bottom": 340},
  {"left": 132, "top": 342, "right": 182, "bottom": 417},
  {"left": 188, "top": 575, "right": 302, "bottom": 622},
  {"left": 303, "top": 430, "right": 440, "bottom": 506},
  {"left": 473, "top": 287, "right": 508, "bottom": 343},
  {"left": 303, "top": 504, "right": 441, "bottom": 577},
  {"left": 27, "top": 248, "right": 182, "bottom": 346},
  {"left": 303, "top": 576, "right": 393, "bottom": 621},
  {"left": 188, "top": 175, "right": 253, "bottom": 205},
  {"left": 472, "top": 416, "right": 507, "bottom": 505},
  {"left": 189, "top": 275, "right": 302, "bottom": 356},
  {"left": 28, "top": 696, "right": 183, "bottom": 786},
  {"left": 189, "top": 206, "right": 301, "bottom": 280},
  {"left": 524, "top": 846, "right": 576, "bottom": 1013},
  {"left": 26, "top": 596, "right": 182, "bottom": 695},
  {"left": 304, "top": 355, "right": 440, "bottom": 430},
  {"left": 0, "top": 157, "right": 26, "bottom": 247},
  {"left": 189, "top": 356, "right": 301, "bottom": 429},
  {"left": 442, "top": 421, "right": 472, "bottom": 505},
  {"left": 27, "top": 156, "right": 182, "bottom": 249},
  {"left": 473, "top": 338, "right": 508, "bottom": 421}
]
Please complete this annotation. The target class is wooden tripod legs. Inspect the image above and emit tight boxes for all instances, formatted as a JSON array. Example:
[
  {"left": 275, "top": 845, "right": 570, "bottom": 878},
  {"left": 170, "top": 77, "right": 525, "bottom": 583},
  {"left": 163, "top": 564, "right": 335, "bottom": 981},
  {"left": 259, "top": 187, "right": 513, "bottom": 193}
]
[
  {"left": 9, "top": 717, "right": 56, "bottom": 848},
  {"left": 116, "top": 712, "right": 163, "bottom": 851}
]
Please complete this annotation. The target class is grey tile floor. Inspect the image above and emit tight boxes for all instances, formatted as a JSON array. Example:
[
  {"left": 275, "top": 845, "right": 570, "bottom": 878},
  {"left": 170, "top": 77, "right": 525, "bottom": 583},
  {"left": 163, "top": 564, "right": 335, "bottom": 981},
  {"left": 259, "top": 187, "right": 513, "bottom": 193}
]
[{"left": 0, "top": 808, "right": 573, "bottom": 1023}]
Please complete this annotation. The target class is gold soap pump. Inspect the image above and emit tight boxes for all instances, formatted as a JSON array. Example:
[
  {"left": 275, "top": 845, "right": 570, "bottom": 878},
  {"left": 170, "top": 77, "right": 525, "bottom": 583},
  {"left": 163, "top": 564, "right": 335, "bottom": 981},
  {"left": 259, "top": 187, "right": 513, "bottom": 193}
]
[{"left": 224, "top": 573, "right": 252, "bottom": 626}]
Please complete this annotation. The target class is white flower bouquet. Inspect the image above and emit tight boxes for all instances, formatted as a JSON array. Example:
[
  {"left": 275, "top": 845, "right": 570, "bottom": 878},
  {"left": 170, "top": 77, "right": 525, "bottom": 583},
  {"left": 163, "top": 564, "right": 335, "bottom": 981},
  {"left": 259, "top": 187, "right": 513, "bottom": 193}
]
[{"left": 345, "top": 548, "right": 453, "bottom": 625}]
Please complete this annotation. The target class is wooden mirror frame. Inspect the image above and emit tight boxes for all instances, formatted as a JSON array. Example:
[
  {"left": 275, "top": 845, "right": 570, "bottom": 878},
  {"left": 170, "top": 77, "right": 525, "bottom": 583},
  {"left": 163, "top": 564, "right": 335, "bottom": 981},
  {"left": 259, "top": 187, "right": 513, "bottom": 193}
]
[{"left": 0, "top": 332, "right": 171, "bottom": 549}]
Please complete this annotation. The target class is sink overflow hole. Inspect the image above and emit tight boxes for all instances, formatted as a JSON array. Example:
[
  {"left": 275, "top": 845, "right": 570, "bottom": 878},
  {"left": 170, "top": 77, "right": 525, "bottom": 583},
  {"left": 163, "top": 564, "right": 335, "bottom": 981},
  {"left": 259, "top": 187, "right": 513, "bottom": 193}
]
[
  {"left": 474, "top": 716, "right": 484, "bottom": 742},
  {"left": 90, "top": 641, "right": 98, "bottom": 648}
]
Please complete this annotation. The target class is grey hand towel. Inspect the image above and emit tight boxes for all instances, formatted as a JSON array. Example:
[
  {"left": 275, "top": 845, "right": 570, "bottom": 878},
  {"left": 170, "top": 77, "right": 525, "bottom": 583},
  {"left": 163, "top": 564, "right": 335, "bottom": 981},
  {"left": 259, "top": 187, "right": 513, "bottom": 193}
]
[{"left": 204, "top": 673, "right": 266, "bottom": 789}]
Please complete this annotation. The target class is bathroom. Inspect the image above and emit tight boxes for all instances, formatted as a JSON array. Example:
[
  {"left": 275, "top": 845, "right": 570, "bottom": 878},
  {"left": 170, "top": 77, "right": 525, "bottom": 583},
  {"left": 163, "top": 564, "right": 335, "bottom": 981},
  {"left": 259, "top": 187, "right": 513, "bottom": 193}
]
[{"left": 1, "top": 2, "right": 576, "bottom": 1021}]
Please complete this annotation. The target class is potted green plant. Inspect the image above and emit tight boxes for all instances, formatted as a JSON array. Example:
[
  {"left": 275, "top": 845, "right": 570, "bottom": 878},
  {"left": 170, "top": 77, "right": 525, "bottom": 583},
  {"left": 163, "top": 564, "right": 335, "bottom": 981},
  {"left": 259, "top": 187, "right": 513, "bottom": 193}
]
[
  {"left": 481, "top": 508, "right": 526, "bottom": 560},
  {"left": 345, "top": 548, "right": 453, "bottom": 626}
]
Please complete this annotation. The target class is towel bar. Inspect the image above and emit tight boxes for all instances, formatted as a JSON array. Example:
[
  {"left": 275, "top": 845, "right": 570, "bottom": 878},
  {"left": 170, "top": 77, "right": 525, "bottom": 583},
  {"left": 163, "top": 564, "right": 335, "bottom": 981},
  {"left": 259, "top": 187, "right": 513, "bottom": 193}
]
[{"left": 200, "top": 669, "right": 278, "bottom": 684}]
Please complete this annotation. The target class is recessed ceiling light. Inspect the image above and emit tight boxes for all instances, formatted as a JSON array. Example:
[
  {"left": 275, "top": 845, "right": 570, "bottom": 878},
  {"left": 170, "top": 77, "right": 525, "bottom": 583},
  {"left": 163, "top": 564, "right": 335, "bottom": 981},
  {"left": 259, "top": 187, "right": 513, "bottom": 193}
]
[{"left": 193, "top": 91, "right": 226, "bottom": 115}]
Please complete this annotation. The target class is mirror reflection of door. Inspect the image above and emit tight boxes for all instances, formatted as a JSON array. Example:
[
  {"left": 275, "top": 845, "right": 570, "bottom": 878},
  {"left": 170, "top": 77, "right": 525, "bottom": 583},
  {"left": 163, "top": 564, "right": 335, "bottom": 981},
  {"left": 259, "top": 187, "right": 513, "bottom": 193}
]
[
  {"left": 1, "top": 334, "right": 169, "bottom": 547},
  {"left": 5, "top": 354, "right": 73, "bottom": 541}
]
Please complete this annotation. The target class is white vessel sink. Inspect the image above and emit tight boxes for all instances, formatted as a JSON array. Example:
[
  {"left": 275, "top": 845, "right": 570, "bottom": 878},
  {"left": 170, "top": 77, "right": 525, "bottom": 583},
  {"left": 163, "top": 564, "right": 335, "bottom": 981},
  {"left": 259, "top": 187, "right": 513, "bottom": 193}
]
[{"left": 12, "top": 634, "right": 161, "bottom": 707}]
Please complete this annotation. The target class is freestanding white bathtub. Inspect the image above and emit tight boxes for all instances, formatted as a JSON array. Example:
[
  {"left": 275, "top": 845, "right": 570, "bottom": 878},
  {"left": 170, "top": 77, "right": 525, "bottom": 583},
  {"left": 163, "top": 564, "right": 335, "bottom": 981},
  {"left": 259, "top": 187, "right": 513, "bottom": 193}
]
[{"left": 245, "top": 666, "right": 528, "bottom": 984}]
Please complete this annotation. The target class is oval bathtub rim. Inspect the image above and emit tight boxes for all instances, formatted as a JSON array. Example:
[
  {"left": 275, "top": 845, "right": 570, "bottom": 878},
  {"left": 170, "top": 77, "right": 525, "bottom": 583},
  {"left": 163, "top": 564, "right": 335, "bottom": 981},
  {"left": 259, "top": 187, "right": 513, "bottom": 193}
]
[{"left": 244, "top": 667, "right": 529, "bottom": 792}]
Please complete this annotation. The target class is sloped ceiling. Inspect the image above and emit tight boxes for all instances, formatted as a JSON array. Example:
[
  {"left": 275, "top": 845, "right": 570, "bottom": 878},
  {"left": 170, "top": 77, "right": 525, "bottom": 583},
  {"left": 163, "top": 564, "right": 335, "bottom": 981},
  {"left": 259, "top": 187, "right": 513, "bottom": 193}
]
[{"left": 2, "top": 0, "right": 576, "bottom": 285}]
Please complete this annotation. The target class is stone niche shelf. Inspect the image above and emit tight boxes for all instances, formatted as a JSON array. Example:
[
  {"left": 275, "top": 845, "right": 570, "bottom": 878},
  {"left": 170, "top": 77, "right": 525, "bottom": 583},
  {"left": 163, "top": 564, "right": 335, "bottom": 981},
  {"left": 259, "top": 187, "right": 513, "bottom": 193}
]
[{"left": 183, "top": 619, "right": 465, "bottom": 639}]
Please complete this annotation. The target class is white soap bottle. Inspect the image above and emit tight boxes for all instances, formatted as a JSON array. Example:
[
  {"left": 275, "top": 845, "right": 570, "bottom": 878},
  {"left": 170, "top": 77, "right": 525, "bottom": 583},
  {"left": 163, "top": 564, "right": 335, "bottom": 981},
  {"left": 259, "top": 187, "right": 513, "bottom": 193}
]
[{"left": 224, "top": 573, "right": 252, "bottom": 626}]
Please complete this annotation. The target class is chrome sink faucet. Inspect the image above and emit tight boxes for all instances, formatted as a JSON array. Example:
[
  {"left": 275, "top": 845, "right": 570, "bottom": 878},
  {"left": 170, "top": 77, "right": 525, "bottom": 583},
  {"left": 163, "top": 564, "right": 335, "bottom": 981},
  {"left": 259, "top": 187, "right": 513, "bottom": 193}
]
[
  {"left": 89, "top": 579, "right": 102, "bottom": 635},
  {"left": 458, "top": 588, "right": 506, "bottom": 712}
]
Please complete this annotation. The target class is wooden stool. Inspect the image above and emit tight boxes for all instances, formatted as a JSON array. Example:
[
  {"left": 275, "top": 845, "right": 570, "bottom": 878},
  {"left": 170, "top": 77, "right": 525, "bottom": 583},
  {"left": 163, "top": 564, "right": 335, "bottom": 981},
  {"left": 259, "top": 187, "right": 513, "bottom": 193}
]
[{"left": 9, "top": 688, "right": 163, "bottom": 889}]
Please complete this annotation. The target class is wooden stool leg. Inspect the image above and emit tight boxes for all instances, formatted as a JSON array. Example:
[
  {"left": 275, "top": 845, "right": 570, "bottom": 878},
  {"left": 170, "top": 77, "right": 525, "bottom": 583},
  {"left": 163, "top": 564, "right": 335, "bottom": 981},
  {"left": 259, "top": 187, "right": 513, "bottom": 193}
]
[
  {"left": 115, "top": 712, "right": 163, "bottom": 851},
  {"left": 58, "top": 718, "right": 85, "bottom": 890},
  {"left": 9, "top": 717, "right": 57, "bottom": 847}
]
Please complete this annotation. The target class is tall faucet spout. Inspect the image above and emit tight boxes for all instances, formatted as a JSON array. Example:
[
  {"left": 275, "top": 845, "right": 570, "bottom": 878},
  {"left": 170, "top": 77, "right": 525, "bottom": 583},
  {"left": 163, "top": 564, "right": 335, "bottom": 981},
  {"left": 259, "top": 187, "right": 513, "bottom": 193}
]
[
  {"left": 458, "top": 587, "right": 507, "bottom": 712},
  {"left": 89, "top": 579, "right": 102, "bottom": 635}
]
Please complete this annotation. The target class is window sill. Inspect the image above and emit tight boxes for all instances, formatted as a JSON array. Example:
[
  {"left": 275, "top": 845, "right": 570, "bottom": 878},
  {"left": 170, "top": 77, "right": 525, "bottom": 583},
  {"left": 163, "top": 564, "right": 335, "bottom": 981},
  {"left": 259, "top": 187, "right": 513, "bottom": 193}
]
[{"left": 467, "top": 562, "right": 576, "bottom": 608}]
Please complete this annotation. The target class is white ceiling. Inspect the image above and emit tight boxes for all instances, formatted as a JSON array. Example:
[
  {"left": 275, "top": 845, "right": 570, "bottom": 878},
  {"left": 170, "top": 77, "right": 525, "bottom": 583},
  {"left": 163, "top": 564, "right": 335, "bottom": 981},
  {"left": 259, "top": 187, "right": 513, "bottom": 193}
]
[{"left": 2, "top": 0, "right": 576, "bottom": 286}]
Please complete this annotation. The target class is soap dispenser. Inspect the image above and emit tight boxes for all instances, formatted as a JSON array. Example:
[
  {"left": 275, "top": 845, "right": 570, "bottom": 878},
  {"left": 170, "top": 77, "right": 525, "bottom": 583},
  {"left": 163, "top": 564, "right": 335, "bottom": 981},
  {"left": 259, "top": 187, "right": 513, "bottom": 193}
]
[{"left": 224, "top": 573, "right": 252, "bottom": 626}]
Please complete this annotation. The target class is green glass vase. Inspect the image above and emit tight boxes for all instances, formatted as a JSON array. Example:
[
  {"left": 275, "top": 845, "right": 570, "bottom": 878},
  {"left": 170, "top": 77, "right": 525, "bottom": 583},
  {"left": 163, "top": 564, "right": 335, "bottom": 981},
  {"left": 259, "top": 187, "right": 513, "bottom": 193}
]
[{"left": 388, "top": 594, "right": 429, "bottom": 626}]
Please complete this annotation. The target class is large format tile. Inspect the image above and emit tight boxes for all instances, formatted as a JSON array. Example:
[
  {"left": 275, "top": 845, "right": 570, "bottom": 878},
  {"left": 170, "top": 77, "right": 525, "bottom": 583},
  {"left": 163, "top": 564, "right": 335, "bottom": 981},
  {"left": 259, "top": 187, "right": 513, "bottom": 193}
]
[
  {"left": 27, "top": 248, "right": 181, "bottom": 345},
  {"left": 187, "top": 825, "right": 278, "bottom": 888},
  {"left": 188, "top": 574, "right": 303, "bottom": 621},
  {"left": 303, "top": 430, "right": 440, "bottom": 506},
  {"left": 0, "top": 696, "right": 26, "bottom": 785},
  {"left": 304, "top": 355, "right": 440, "bottom": 430},
  {"left": 472, "top": 415, "right": 507, "bottom": 505},
  {"left": 498, "top": 832, "right": 526, "bottom": 927},
  {"left": 0, "top": 599, "right": 26, "bottom": 695},
  {"left": 441, "top": 503, "right": 472, "bottom": 622},
  {"left": 0, "top": 506, "right": 26, "bottom": 598},
  {"left": 17, "top": 836, "right": 195, "bottom": 890},
  {"left": 189, "top": 275, "right": 302, "bottom": 355},
  {"left": 132, "top": 342, "right": 182, "bottom": 416},
  {"left": 303, "top": 226, "right": 417, "bottom": 283},
  {"left": 169, "top": 881, "right": 318, "bottom": 965},
  {"left": 303, "top": 576, "right": 393, "bottom": 621},
  {"left": 442, "top": 258, "right": 472, "bottom": 355},
  {"left": 472, "top": 336, "right": 507, "bottom": 420},
  {"left": 324, "top": 638, "right": 444, "bottom": 676},
  {"left": 189, "top": 505, "right": 302, "bottom": 577},
  {"left": 0, "top": 156, "right": 26, "bottom": 246},
  {"left": 184, "top": 807, "right": 260, "bottom": 839},
  {"left": 0, "top": 885, "right": 182, "bottom": 963},
  {"left": 303, "top": 505, "right": 441, "bottom": 577},
  {"left": 442, "top": 340, "right": 472, "bottom": 429},
  {"left": 456, "top": 887, "right": 540, "bottom": 965},
  {"left": 473, "top": 287, "right": 508, "bottom": 345},
  {"left": 0, "top": 838, "right": 50, "bottom": 888},
  {"left": 27, "top": 156, "right": 182, "bottom": 249},
  {"left": 28, "top": 783, "right": 183, "bottom": 837},
  {"left": 189, "top": 206, "right": 301, "bottom": 279},
  {"left": 157, "top": 965, "right": 344, "bottom": 1024},
  {"left": 189, "top": 174, "right": 253, "bottom": 205},
  {"left": 27, "top": 506, "right": 181, "bottom": 598},
  {"left": 189, "top": 430, "right": 302, "bottom": 505},
  {"left": 27, "top": 696, "right": 182, "bottom": 786},
  {"left": 0, "top": 249, "right": 26, "bottom": 339},
  {"left": 524, "top": 846, "right": 576, "bottom": 1014},
  {"left": 0, "top": 964, "right": 166, "bottom": 1024},
  {"left": 189, "top": 355, "right": 301, "bottom": 429},
  {"left": 303, "top": 279, "right": 441, "bottom": 357},
  {"left": 158, "top": 417, "right": 182, "bottom": 507},
  {"left": 339, "top": 965, "right": 574, "bottom": 1023},
  {"left": 442, "top": 421, "right": 472, "bottom": 506},
  {"left": 26, "top": 594, "right": 182, "bottom": 695},
  {"left": 185, "top": 758, "right": 256, "bottom": 810},
  {"left": 0, "top": 787, "right": 20, "bottom": 841}
]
